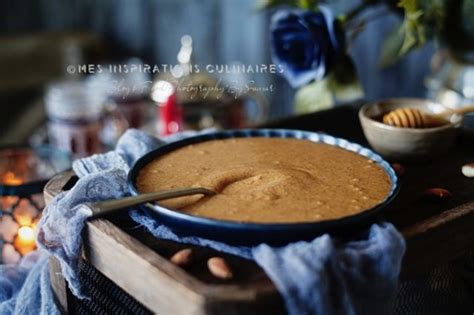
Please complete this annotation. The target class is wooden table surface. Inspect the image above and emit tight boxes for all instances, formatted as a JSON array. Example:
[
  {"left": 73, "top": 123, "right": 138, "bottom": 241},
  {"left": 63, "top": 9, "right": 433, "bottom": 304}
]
[{"left": 45, "top": 105, "right": 474, "bottom": 314}]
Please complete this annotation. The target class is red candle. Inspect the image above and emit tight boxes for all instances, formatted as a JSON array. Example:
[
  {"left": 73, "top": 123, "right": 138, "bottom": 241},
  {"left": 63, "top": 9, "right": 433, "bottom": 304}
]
[{"left": 159, "top": 91, "right": 183, "bottom": 136}]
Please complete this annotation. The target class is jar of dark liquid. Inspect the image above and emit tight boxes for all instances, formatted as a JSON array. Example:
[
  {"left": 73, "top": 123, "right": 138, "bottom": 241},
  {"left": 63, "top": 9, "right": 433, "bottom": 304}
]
[{"left": 45, "top": 81, "right": 105, "bottom": 157}]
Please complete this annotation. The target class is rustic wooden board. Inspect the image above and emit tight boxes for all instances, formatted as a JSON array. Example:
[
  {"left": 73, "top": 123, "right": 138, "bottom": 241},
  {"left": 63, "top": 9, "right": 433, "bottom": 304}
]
[
  {"left": 45, "top": 175, "right": 284, "bottom": 315},
  {"left": 44, "top": 105, "right": 474, "bottom": 314}
]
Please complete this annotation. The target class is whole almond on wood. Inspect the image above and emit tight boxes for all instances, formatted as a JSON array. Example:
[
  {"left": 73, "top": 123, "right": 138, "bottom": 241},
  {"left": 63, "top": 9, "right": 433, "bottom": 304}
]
[
  {"left": 207, "top": 257, "right": 233, "bottom": 279},
  {"left": 170, "top": 248, "right": 193, "bottom": 267},
  {"left": 423, "top": 188, "right": 452, "bottom": 200},
  {"left": 462, "top": 163, "right": 474, "bottom": 178}
]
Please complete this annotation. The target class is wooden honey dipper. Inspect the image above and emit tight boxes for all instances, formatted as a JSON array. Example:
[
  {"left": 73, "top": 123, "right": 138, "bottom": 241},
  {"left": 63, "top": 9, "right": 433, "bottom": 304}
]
[{"left": 382, "top": 105, "right": 474, "bottom": 128}]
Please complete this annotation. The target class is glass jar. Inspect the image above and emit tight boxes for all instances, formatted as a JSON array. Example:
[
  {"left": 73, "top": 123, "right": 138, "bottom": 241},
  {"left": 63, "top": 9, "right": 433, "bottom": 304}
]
[{"left": 45, "top": 81, "right": 106, "bottom": 157}]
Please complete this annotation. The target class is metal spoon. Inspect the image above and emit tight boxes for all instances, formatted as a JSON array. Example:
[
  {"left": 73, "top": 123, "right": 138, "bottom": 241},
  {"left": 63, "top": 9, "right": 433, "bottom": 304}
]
[{"left": 88, "top": 187, "right": 216, "bottom": 217}]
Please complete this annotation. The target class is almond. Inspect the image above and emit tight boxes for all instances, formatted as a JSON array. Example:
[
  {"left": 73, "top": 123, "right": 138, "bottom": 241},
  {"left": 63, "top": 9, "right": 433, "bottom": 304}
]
[
  {"left": 462, "top": 163, "right": 474, "bottom": 178},
  {"left": 391, "top": 163, "right": 405, "bottom": 176},
  {"left": 207, "top": 257, "right": 233, "bottom": 279},
  {"left": 423, "top": 187, "right": 452, "bottom": 200},
  {"left": 170, "top": 248, "right": 193, "bottom": 267}
]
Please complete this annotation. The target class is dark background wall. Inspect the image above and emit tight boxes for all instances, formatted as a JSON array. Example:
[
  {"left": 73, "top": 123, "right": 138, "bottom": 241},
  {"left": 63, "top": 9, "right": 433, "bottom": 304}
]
[{"left": 0, "top": 0, "right": 435, "bottom": 118}]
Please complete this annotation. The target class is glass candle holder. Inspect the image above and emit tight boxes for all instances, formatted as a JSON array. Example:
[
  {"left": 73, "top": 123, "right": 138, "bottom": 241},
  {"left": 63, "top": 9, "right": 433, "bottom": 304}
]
[{"left": 0, "top": 146, "right": 71, "bottom": 264}]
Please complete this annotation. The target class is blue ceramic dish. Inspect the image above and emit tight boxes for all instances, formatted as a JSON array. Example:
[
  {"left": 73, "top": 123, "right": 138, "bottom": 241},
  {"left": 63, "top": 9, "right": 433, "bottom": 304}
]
[{"left": 128, "top": 129, "right": 399, "bottom": 245}]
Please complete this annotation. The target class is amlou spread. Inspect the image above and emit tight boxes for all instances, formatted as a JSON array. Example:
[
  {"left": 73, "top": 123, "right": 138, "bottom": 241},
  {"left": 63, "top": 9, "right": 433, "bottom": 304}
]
[{"left": 136, "top": 138, "right": 392, "bottom": 223}]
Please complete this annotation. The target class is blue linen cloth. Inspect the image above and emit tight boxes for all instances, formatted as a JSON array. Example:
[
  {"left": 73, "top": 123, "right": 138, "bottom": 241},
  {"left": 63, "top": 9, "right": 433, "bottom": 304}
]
[
  {"left": 0, "top": 251, "right": 59, "bottom": 315},
  {"left": 34, "top": 129, "right": 405, "bottom": 315}
]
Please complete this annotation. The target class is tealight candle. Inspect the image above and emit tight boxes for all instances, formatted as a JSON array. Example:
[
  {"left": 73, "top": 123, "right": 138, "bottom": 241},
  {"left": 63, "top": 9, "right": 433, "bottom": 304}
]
[
  {"left": 0, "top": 146, "right": 70, "bottom": 263},
  {"left": 14, "top": 226, "right": 36, "bottom": 255}
]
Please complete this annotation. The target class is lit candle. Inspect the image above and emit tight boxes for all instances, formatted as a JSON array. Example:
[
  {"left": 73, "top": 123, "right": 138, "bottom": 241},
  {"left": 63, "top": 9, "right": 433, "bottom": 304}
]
[
  {"left": 0, "top": 146, "right": 70, "bottom": 263},
  {"left": 13, "top": 226, "right": 36, "bottom": 255},
  {"left": 2, "top": 171, "right": 23, "bottom": 185},
  {"left": 1, "top": 170, "right": 37, "bottom": 258}
]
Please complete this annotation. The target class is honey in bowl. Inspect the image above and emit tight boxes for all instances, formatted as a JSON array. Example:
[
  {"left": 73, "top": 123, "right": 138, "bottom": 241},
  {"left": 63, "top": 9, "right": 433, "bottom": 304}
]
[
  {"left": 380, "top": 108, "right": 450, "bottom": 129},
  {"left": 136, "top": 138, "right": 392, "bottom": 223}
]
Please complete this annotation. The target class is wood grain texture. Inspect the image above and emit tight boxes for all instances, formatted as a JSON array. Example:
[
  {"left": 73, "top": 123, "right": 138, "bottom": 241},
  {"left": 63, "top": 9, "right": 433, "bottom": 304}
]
[
  {"left": 48, "top": 257, "right": 69, "bottom": 314},
  {"left": 44, "top": 172, "right": 76, "bottom": 314},
  {"left": 84, "top": 219, "right": 205, "bottom": 315},
  {"left": 400, "top": 201, "right": 474, "bottom": 277},
  {"left": 44, "top": 105, "right": 474, "bottom": 313},
  {"left": 84, "top": 219, "right": 283, "bottom": 315}
]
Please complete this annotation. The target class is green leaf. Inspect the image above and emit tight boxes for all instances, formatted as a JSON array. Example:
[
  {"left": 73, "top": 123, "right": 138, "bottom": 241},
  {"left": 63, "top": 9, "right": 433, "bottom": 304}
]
[
  {"left": 402, "top": 10, "right": 426, "bottom": 51},
  {"left": 298, "top": 0, "right": 317, "bottom": 9},
  {"left": 379, "top": 0, "right": 429, "bottom": 68},
  {"left": 378, "top": 24, "right": 406, "bottom": 68},
  {"left": 398, "top": 0, "right": 417, "bottom": 14}
]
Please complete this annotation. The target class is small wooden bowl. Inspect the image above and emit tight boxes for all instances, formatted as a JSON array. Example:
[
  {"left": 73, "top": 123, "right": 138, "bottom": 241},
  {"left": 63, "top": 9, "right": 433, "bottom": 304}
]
[{"left": 359, "top": 98, "right": 463, "bottom": 161}]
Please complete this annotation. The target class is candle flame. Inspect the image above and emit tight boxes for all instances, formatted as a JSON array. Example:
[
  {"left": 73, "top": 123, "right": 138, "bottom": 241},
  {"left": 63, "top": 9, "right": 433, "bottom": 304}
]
[
  {"left": 14, "top": 225, "right": 36, "bottom": 255},
  {"left": 17, "top": 226, "right": 35, "bottom": 242},
  {"left": 1, "top": 171, "right": 23, "bottom": 185}
]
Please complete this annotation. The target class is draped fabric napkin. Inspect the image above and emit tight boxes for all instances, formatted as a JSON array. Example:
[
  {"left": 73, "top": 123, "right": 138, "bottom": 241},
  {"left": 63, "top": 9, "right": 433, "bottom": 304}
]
[
  {"left": 35, "top": 129, "right": 405, "bottom": 315},
  {"left": 0, "top": 252, "right": 59, "bottom": 315}
]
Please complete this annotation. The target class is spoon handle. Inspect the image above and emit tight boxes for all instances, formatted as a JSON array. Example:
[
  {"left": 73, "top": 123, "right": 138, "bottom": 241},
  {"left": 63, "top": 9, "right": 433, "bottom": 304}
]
[
  {"left": 89, "top": 187, "right": 215, "bottom": 217},
  {"left": 435, "top": 104, "right": 474, "bottom": 118}
]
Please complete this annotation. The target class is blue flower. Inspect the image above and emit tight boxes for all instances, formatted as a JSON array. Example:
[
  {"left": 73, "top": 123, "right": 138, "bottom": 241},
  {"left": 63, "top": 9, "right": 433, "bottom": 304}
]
[{"left": 271, "top": 7, "right": 344, "bottom": 88}]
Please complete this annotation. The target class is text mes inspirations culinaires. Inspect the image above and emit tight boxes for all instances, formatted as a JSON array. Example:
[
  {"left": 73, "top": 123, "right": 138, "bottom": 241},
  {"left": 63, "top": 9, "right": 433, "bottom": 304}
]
[{"left": 67, "top": 63, "right": 285, "bottom": 75}]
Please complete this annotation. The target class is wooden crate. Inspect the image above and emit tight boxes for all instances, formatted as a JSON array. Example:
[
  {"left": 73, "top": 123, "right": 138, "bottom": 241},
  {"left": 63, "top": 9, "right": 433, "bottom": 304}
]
[{"left": 44, "top": 106, "right": 474, "bottom": 314}]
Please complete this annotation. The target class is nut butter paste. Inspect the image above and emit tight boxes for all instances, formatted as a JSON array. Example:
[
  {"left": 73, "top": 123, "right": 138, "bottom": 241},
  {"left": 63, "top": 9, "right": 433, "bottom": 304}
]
[{"left": 136, "top": 138, "right": 391, "bottom": 223}]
